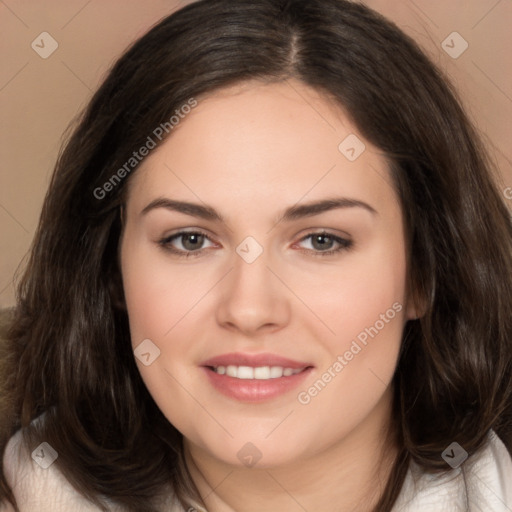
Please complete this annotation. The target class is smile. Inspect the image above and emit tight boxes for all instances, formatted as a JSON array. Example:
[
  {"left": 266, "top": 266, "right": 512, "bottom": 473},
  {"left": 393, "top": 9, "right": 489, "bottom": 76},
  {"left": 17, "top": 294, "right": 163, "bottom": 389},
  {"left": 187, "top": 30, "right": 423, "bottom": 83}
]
[
  {"left": 201, "top": 353, "right": 314, "bottom": 402},
  {"left": 211, "top": 365, "right": 305, "bottom": 379}
]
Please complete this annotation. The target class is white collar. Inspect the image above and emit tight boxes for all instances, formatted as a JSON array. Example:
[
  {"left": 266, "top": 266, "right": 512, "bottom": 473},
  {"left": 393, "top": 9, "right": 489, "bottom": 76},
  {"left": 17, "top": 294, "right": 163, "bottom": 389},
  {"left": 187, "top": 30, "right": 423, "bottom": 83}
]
[{"left": 392, "top": 430, "right": 512, "bottom": 511}]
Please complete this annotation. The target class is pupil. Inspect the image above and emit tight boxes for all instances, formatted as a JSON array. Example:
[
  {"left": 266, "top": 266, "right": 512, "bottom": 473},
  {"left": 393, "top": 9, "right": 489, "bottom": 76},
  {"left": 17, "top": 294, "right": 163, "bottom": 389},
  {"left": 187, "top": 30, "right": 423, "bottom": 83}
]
[
  {"left": 183, "top": 234, "right": 203, "bottom": 251},
  {"left": 312, "top": 234, "right": 333, "bottom": 251}
]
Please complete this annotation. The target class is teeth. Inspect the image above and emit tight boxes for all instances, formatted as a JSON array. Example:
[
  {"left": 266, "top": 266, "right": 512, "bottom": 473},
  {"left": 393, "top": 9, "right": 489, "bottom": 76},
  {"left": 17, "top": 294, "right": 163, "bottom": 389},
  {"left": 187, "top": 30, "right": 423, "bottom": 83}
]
[
  {"left": 254, "top": 366, "right": 270, "bottom": 379},
  {"left": 213, "top": 365, "right": 304, "bottom": 379},
  {"left": 270, "top": 366, "right": 284, "bottom": 378},
  {"left": 226, "top": 365, "right": 237, "bottom": 377},
  {"left": 237, "top": 366, "right": 254, "bottom": 379}
]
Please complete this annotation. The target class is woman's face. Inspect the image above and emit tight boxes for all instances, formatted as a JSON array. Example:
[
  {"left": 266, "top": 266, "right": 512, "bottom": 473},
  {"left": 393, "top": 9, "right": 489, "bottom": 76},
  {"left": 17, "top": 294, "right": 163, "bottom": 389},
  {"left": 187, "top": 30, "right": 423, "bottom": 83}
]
[{"left": 120, "top": 79, "right": 417, "bottom": 469}]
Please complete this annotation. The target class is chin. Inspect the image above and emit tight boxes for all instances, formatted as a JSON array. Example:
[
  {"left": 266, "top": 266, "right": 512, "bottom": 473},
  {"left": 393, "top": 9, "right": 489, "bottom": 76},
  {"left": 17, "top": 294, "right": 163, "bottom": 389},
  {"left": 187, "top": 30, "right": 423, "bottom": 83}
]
[{"left": 187, "top": 427, "right": 314, "bottom": 470}]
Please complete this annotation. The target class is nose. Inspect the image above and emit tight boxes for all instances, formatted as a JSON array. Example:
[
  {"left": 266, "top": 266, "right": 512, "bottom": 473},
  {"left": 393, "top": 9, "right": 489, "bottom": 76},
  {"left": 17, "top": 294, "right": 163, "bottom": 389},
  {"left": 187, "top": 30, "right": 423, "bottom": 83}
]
[{"left": 215, "top": 248, "right": 291, "bottom": 337}]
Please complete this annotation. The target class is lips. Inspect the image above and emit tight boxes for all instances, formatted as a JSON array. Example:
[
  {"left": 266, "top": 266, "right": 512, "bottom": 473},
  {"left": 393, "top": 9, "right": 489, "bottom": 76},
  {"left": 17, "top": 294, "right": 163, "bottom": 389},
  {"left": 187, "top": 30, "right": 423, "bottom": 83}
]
[
  {"left": 201, "top": 352, "right": 314, "bottom": 402},
  {"left": 201, "top": 352, "right": 312, "bottom": 369}
]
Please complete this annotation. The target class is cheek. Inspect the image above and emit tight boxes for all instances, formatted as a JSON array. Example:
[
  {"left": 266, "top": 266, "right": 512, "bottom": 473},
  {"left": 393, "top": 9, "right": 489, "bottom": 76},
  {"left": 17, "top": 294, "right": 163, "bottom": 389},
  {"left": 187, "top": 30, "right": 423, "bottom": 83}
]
[
  {"left": 293, "top": 238, "right": 407, "bottom": 418},
  {"left": 297, "top": 236, "right": 407, "bottom": 347},
  {"left": 121, "top": 240, "right": 211, "bottom": 345},
  {"left": 121, "top": 241, "right": 209, "bottom": 433}
]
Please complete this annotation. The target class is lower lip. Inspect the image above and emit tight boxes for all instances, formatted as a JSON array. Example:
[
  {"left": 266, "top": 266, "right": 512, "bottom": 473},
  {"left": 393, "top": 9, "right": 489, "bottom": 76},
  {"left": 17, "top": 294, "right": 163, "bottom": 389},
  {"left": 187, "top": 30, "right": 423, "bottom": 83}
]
[{"left": 202, "top": 366, "right": 313, "bottom": 402}]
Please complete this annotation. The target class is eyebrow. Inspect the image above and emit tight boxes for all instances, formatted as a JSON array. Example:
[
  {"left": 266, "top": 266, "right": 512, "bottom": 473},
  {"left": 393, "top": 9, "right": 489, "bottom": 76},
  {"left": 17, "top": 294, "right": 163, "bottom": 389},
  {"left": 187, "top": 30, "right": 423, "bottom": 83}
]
[{"left": 140, "top": 197, "right": 377, "bottom": 223}]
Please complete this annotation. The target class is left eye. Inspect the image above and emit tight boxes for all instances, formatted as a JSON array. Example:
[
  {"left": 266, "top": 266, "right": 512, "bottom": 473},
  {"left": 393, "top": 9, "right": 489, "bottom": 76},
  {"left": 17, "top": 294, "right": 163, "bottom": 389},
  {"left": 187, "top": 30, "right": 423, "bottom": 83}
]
[{"left": 296, "top": 232, "right": 352, "bottom": 253}]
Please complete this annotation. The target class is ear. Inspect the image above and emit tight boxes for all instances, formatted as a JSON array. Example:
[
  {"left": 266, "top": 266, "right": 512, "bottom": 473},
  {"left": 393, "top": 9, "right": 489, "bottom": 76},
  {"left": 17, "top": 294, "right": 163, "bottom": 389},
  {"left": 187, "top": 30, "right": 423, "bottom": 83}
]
[
  {"left": 110, "top": 205, "right": 127, "bottom": 311},
  {"left": 405, "top": 284, "right": 427, "bottom": 320},
  {"left": 108, "top": 267, "right": 127, "bottom": 311},
  {"left": 405, "top": 280, "right": 428, "bottom": 320},
  {"left": 120, "top": 204, "right": 125, "bottom": 227}
]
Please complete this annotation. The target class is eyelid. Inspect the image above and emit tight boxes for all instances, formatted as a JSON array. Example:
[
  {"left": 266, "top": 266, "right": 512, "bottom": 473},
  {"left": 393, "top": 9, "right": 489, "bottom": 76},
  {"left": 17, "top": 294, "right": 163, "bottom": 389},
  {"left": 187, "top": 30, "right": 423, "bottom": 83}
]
[
  {"left": 295, "top": 227, "right": 352, "bottom": 241},
  {"left": 160, "top": 227, "right": 213, "bottom": 241}
]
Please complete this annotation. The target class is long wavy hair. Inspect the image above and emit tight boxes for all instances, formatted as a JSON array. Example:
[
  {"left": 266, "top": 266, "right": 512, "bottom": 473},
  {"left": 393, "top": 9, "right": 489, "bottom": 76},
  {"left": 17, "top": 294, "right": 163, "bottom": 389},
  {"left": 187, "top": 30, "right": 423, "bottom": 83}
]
[{"left": 1, "top": 0, "right": 511, "bottom": 510}]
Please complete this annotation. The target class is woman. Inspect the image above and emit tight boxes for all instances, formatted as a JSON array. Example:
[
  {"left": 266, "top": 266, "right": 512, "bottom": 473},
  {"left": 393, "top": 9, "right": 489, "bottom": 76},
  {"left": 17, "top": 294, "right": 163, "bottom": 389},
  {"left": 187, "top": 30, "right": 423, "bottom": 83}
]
[{"left": 1, "top": 0, "right": 511, "bottom": 510}]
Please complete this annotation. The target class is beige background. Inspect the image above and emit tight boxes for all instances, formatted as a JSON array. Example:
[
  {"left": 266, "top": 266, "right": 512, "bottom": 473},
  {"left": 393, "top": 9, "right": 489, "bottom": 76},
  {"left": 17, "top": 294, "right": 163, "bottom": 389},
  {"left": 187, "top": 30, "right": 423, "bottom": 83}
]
[{"left": 1, "top": 0, "right": 511, "bottom": 308}]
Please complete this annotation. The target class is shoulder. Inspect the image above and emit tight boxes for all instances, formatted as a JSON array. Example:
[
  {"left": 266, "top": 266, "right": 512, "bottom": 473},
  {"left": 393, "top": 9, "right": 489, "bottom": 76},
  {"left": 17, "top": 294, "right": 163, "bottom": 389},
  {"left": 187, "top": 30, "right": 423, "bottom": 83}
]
[
  {"left": 469, "top": 430, "right": 512, "bottom": 509},
  {"left": 2, "top": 428, "right": 120, "bottom": 512},
  {"left": 393, "top": 430, "right": 512, "bottom": 511},
  {"left": 2, "top": 425, "right": 190, "bottom": 512}
]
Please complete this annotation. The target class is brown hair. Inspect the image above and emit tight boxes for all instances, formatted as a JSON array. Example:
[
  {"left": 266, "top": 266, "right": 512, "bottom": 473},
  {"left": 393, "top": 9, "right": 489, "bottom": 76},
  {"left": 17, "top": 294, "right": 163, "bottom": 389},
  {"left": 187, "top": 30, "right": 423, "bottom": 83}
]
[{"left": 1, "top": 0, "right": 511, "bottom": 510}]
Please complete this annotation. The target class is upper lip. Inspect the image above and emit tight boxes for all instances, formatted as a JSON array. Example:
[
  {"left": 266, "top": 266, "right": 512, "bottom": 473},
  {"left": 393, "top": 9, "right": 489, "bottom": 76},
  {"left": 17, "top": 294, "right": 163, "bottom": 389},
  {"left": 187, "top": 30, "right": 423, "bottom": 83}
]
[{"left": 201, "top": 352, "right": 313, "bottom": 369}]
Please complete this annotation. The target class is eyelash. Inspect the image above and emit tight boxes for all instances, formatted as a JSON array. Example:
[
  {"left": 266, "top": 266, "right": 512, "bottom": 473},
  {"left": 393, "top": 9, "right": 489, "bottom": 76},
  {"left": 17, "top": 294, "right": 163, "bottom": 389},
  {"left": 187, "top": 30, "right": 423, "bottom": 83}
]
[{"left": 158, "top": 230, "right": 353, "bottom": 258}]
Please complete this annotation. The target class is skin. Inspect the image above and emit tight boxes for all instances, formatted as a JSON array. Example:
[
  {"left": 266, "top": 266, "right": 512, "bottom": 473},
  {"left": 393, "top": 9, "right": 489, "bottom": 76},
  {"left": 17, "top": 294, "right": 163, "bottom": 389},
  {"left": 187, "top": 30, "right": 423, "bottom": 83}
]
[{"left": 120, "top": 79, "right": 419, "bottom": 512}]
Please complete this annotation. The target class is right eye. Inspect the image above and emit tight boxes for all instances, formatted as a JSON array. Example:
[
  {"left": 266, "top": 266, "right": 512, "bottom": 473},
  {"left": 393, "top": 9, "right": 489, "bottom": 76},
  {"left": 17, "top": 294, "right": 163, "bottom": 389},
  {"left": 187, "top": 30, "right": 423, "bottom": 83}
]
[{"left": 158, "top": 230, "right": 217, "bottom": 257}]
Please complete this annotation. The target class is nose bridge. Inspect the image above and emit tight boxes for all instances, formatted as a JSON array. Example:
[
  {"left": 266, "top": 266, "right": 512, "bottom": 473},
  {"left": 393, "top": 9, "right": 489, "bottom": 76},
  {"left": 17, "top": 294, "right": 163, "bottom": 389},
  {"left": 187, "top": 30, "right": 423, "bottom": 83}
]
[
  {"left": 215, "top": 238, "right": 290, "bottom": 333},
  {"left": 232, "top": 247, "right": 271, "bottom": 294},
  {"left": 229, "top": 241, "right": 277, "bottom": 307}
]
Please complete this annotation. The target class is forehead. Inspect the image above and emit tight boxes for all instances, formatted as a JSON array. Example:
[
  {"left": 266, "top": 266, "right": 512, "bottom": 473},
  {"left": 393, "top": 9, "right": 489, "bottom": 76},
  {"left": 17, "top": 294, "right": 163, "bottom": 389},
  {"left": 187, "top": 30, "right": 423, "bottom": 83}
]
[{"left": 125, "top": 79, "right": 396, "bottom": 216}]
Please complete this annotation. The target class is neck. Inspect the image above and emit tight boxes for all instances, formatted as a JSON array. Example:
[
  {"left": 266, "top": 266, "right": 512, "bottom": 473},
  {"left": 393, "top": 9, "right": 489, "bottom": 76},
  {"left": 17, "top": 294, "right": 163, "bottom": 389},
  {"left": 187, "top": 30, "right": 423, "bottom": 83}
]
[{"left": 184, "top": 386, "right": 398, "bottom": 512}]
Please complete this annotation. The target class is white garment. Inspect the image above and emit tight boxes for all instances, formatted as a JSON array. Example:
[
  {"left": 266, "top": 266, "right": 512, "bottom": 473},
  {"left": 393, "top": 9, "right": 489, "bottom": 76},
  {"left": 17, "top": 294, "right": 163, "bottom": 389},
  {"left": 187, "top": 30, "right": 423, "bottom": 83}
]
[
  {"left": 392, "top": 430, "right": 512, "bottom": 511},
  {"left": 2, "top": 428, "right": 511, "bottom": 511}
]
